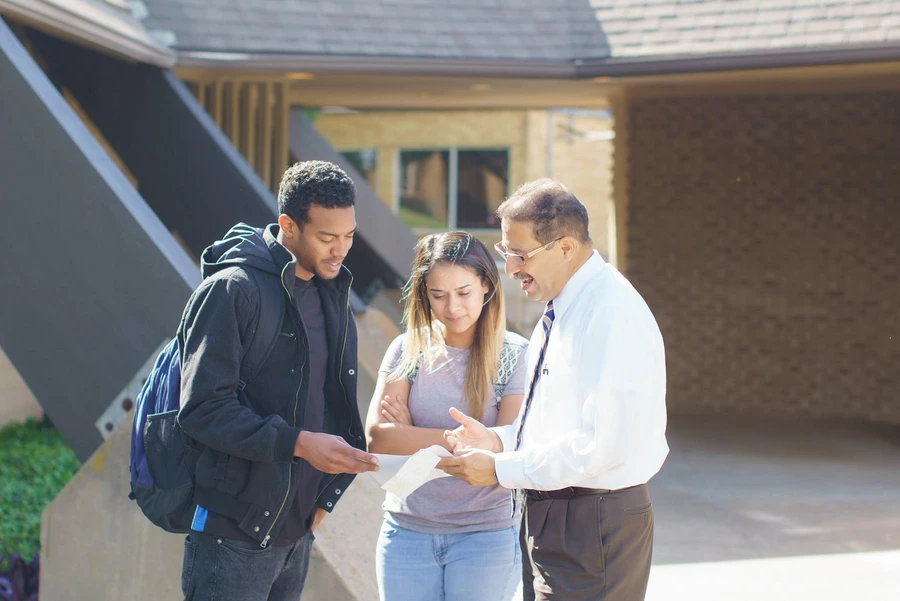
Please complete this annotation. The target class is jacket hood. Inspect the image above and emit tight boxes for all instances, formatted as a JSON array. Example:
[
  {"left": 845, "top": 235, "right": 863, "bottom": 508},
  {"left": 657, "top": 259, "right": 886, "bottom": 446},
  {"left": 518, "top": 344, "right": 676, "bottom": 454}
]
[
  {"left": 200, "top": 223, "right": 353, "bottom": 292},
  {"left": 200, "top": 223, "right": 282, "bottom": 280}
]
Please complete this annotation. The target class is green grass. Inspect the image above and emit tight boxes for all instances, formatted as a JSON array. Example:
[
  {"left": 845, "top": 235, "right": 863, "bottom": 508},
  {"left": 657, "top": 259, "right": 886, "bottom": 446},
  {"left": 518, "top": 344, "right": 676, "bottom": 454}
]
[{"left": 0, "top": 418, "right": 80, "bottom": 563}]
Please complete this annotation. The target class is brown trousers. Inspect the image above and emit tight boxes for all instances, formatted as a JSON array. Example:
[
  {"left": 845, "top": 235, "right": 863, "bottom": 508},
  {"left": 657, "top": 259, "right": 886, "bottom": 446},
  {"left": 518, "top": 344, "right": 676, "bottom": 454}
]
[{"left": 520, "top": 484, "right": 654, "bottom": 601}]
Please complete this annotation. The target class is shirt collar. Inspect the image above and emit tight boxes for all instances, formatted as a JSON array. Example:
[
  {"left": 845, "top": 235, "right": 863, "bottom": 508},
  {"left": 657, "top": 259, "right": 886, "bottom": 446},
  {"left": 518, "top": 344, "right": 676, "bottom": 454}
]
[{"left": 550, "top": 250, "right": 607, "bottom": 321}]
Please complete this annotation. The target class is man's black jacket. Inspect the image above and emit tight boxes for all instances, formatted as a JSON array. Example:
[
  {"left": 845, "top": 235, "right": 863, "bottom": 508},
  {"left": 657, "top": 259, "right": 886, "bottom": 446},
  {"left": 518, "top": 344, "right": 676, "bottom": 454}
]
[{"left": 176, "top": 223, "right": 365, "bottom": 547}]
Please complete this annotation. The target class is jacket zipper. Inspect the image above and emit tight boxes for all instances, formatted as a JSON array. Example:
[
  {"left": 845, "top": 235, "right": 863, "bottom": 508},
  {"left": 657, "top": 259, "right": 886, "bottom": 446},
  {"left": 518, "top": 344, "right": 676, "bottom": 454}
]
[
  {"left": 338, "top": 275, "right": 353, "bottom": 436},
  {"left": 315, "top": 275, "right": 354, "bottom": 505},
  {"left": 315, "top": 474, "right": 339, "bottom": 505},
  {"left": 261, "top": 265, "right": 304, "bottom": 548}
]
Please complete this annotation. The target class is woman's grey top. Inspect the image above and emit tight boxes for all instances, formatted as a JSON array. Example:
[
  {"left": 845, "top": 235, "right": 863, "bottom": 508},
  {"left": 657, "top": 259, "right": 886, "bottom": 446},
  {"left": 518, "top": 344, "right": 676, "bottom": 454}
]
[{"left": 378, "top": 330, "right": 529, "bottom": 534}]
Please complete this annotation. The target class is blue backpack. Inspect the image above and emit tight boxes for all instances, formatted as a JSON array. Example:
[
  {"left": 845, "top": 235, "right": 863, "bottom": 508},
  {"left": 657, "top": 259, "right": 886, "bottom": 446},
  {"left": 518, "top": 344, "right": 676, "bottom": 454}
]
[{"left": 129, "top": 268, "right": 284, "bottom": 533}]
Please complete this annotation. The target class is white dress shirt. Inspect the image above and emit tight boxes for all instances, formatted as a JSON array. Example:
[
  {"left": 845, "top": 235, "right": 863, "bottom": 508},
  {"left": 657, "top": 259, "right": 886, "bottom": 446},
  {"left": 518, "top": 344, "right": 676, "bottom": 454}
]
[{"left": 493, "top": 251, "right": 669, "bottom": 491}]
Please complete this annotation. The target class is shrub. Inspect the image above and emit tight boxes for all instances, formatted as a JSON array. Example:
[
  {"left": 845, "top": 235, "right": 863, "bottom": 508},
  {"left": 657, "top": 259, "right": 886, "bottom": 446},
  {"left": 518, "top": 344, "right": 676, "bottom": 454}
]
[
  {"left": 0, "top": 553, "right": 39, "bottom": 601},
  {"left": 0, "top": 419, "right": 80, "bottom": 566}
]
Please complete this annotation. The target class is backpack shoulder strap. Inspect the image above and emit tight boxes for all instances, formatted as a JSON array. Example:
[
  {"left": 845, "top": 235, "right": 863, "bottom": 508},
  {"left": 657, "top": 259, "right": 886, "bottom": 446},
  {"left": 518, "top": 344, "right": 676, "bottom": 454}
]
[{"left": 238, "top": 267, "right": 285, "bottom": 388}]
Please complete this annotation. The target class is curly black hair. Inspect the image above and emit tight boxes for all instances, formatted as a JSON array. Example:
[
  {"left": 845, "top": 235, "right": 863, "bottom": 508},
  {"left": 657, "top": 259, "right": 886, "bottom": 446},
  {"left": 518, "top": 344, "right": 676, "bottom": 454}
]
[{"left": 277, "top": 160, "right": 356, "bottom": 226}]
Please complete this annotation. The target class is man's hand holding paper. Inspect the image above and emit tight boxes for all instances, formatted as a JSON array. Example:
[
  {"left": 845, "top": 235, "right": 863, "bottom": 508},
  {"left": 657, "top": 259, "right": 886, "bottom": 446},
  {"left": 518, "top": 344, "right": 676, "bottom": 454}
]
[{"left": 370, "top": 445, "right": 452, "bottom": 498}]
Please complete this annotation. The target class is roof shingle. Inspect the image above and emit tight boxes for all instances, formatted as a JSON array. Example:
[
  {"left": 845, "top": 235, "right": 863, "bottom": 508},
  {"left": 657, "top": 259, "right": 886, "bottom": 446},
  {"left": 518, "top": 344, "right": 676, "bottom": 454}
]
[{"left": 138, "top": 0, "right": 900, "bottom": 62}]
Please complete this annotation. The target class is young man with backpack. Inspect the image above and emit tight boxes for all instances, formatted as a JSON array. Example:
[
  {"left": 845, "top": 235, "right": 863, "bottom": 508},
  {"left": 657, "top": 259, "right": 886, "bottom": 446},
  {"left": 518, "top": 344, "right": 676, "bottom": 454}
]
[{"left": 176, "top": 161, "right": 379, "bottom": 601}]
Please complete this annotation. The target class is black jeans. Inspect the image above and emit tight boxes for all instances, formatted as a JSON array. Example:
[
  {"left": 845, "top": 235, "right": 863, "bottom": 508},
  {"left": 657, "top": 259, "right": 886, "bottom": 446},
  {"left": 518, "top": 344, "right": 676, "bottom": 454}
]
[{"left": 182, "top": 532, "right": 313, "bottom": 601}]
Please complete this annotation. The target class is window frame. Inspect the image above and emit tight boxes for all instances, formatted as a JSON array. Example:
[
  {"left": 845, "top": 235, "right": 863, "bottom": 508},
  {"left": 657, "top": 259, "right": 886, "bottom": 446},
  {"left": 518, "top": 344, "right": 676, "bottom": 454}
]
[
  {"left": 395, "top": 146, "right": 510, "bottom": 232},
  {"left": 338, "top": 148, "right": 378, "bottom": 188}
]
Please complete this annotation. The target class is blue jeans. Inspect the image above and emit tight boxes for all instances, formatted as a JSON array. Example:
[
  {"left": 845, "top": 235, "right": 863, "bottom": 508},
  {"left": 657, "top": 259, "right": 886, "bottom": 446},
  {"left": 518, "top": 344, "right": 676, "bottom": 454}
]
[
  {"left": 376, "top": 519, "right": 522, "bottom": 601},
  {"left": 181, "top": 532, "right": 313, "bottom": 601}
]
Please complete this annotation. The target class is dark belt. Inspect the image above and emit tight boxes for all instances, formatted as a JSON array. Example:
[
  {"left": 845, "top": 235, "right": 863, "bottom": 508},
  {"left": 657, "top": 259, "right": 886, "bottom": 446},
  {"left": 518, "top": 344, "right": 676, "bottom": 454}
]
[{"left": 525, "top": 486, "right": 613, "bottom": 500}]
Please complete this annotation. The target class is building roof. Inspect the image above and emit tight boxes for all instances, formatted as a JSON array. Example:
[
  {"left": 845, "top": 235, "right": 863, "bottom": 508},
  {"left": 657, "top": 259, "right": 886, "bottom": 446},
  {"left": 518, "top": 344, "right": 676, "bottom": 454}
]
[
  {"left": 6, "top": 0, "right": 898, "bottom": 74},
  {"left": 591, "top": 0, "right": 900, "bottom": 61},
  {"left": 0, "top": 0, "right": 175, "bottom": 65},
  {"left": 139, "top": 0, "right": 593, "bottom": 60},
  {"left": 137, "top": 0, "right": 900, "bottom": 73}
]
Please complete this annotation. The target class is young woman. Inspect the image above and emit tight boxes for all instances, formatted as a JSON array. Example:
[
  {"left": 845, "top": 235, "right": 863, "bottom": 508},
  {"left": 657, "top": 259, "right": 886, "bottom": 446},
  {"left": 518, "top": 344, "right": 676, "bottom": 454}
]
[{"left": 366, "top": 231, "right": 528, "bottom": 601}]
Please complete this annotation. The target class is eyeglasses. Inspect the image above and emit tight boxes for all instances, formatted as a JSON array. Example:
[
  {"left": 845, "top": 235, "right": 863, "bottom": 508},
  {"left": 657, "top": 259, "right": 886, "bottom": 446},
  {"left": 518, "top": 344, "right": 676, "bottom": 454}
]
[{"left": 494, "top": 237, "right": 563, "bottom": 266}]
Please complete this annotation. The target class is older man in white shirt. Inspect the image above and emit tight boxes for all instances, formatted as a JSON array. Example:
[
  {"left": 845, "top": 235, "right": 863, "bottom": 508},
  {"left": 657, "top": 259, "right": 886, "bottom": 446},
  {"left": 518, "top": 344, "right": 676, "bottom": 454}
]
[{"left": 439, "top": 179, "right": 668, "bottom": 601}]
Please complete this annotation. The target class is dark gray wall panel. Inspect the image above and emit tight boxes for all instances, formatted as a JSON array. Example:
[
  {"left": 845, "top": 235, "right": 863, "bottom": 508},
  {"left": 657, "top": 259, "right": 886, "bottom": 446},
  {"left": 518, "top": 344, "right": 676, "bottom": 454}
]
[
  {"left": 27, "top": 30, "right": 277, "bottom": 261},
  {"left": 0, "top": 18, "right": 198, "bottom": 460},
  {"left": 28, "top": 32, "right": 413, "bottom": 302}
]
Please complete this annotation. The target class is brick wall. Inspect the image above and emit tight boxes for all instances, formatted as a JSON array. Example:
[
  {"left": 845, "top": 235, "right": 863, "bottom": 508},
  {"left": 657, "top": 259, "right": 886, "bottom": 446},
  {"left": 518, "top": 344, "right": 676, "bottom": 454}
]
[
  {"left": 314, "top": 110, "right": 529, "bottom": 213},
  {"left": 626, "top": 92, "right": 900, "bottom": 422},
  {"left": 314, "top": 109, "right": 613, "bottom": 254}
]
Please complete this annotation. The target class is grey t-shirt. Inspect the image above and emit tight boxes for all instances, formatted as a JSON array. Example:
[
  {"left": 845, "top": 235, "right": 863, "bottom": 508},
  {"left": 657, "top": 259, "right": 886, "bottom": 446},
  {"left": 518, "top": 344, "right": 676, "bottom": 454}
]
[{"left": 378, "top": 330, "right": 529, "bottom": 534}]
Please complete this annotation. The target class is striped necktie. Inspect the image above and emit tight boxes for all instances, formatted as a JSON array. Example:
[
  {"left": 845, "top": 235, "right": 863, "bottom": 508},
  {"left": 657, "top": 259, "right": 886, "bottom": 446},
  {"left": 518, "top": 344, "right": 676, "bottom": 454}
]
[
  {"left": 514, "top": 300, "right": 555, "bottom": 451},
  {"left": 510, "top": 301, "right": 555, "bottom": 516}
]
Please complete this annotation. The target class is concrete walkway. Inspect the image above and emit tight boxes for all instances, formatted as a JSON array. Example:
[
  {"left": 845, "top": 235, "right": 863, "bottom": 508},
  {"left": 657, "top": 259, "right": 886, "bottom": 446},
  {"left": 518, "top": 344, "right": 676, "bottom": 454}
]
[{"left": 647, "top": 414, "right": 900, "bottom": 601}]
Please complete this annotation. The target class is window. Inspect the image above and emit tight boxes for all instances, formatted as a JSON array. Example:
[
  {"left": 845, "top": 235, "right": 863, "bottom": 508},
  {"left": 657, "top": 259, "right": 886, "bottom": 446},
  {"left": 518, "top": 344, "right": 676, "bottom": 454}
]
[
  {"left": 340, "top": 149, "right": 378, "bottom": 188},
  {"left": 398, "top": 150, "right": 450, "bottom": 229},
  {"left": 398, "top": 148, "right": 509, "bottom": 230},
  {"left": 457, "top": 149, "right": 508, "bottom": 229}
]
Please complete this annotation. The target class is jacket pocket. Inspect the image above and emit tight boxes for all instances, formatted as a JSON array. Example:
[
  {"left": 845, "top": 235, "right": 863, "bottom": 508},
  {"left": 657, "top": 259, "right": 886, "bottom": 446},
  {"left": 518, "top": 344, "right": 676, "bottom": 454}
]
[
  {"left": 195, "top": 450, "right": 251, "bottom": 498},
  {"left": 216, "top": 453, "right": 251, "bottom": 497}
]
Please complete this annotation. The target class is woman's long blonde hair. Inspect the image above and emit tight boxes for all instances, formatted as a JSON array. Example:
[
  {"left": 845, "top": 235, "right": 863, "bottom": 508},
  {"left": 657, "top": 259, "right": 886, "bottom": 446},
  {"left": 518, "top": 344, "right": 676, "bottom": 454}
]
[{"left": 389, "top": 231, "right": 506, "bottom": 421}]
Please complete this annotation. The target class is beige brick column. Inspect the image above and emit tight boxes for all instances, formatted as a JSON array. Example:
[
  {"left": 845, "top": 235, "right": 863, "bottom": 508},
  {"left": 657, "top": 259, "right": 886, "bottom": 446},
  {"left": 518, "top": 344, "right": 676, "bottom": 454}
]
[{"left": 608, "top": 90, "right": 631, "bottom": 274}]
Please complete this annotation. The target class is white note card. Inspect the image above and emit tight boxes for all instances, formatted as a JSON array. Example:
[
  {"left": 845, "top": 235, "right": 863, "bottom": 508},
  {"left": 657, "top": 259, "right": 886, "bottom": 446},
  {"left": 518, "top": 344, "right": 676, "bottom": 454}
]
[{"left": 370, "top": 445, "right": 452, "bottom": 499}]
